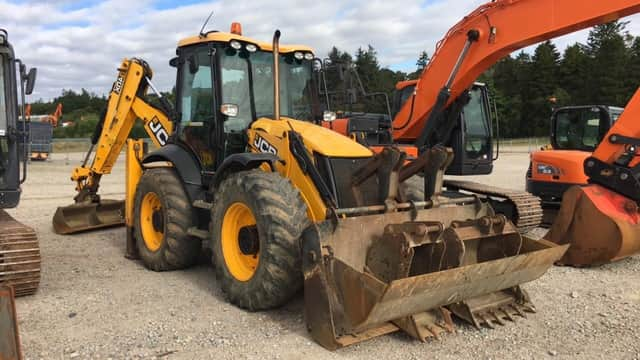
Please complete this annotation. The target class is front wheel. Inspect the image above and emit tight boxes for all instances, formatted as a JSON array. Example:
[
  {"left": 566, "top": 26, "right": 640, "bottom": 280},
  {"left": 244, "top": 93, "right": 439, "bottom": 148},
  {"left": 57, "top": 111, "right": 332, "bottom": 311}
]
[
  {"left": 133, "top": 168, "right": 201, "bottom": 271},
  {"left": 211, "top": 170, "right": 309, "bottom": 311}
]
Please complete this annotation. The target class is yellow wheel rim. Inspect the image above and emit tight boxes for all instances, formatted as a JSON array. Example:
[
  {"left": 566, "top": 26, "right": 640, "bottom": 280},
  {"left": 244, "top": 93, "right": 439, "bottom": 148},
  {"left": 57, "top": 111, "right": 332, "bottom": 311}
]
[
  {"left": 221, "top": 202, "right": 259, "bottom": 281},
  {"left": 140, "top": 192, "right": 164, "bottom": 252}
]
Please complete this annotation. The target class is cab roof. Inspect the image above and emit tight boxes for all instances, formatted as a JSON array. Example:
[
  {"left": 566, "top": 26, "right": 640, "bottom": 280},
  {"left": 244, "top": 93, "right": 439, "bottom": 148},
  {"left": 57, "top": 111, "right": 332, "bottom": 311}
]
[{"left": 178, "top": 31, "right": 314, "bottom": 54}]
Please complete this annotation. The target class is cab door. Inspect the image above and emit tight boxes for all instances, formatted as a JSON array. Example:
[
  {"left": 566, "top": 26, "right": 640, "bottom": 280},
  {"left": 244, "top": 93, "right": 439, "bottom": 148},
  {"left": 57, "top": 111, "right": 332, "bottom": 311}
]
[{"left": 176, "top": 45, "right": 219, "bottom": 171}]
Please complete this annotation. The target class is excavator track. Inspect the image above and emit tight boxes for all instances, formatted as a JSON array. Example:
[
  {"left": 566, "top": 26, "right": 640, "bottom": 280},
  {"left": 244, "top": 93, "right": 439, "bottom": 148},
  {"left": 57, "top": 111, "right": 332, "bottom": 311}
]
[
  {"left": 444, "top": 180, "right": 543, "bottom": 233},
  {"left": 0, "top": 210, "right": 40, "bottom": 297}
]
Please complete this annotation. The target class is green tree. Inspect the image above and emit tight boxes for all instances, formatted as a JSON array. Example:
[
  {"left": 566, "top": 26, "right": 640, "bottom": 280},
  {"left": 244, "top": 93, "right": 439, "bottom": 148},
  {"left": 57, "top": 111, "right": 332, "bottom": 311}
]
[
  {"left": 528, "top": 41, "right": 561, "bottom": 136},
  {"left": 586, "top": 21, "right": 631, "bottom": 105},
  {"left": 558, "top": 44, "right": 590, "bottom": 104},
  {"left": 409, "top": 50, "right": 429, "bottom": 78}
]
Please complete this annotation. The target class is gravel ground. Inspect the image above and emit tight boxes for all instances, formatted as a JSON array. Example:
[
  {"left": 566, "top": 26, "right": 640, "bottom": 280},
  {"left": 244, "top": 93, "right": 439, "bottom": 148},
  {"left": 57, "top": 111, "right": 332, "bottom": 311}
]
[{"left": 6, "top": 152, "right": 640, "bottom": 359}]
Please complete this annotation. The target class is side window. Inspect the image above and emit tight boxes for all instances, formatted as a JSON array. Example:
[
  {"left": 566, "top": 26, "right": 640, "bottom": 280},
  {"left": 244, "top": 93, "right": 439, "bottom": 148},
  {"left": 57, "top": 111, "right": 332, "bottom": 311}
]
[
  {"left": 178, "top": 49, "right": 216, "bottom": 169},
  {"left": 462, "top": 88, "right": 491, "bottom": 160},
  {"left": 181, "top": 52, "right": 213, "bottom": 125}
]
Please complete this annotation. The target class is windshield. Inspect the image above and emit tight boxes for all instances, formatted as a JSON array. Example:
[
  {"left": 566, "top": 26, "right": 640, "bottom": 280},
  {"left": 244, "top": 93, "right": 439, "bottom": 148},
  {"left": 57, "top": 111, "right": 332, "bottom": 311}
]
[
  {"left": 220, "top": 49, "right": 315, "bottom": 132},
  {"left": 554, "top": 107, "right": 606, "bottom": 151},
  {"left": 462, "top": 87, "right": 491, "bottom": 160}
]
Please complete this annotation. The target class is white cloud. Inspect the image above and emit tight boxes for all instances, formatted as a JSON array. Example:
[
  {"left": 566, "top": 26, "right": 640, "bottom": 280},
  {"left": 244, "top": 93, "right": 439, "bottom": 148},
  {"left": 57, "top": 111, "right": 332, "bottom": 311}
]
[{"left": 1, "top": 0, "right": 639, "bottom": 100}]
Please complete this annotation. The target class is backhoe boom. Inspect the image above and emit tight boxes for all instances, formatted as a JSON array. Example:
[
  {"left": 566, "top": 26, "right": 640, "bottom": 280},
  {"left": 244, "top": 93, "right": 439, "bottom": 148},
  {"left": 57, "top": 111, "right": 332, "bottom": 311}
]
[{"left": 53, "top": 58, "right": 173, "bottom": 234}]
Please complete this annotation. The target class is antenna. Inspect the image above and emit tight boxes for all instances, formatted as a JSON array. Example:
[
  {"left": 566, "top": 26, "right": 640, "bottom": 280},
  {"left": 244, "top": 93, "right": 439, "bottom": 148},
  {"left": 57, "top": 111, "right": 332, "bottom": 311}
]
[{"left": 199, "top": 11, "right": 214, "bottom": 38}]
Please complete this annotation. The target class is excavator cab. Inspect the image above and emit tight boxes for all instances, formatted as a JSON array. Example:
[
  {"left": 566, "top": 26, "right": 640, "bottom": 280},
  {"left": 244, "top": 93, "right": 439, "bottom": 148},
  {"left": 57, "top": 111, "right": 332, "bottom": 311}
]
[
  {"left": 319, "top": 65, "right": 494, "bottom": 176},
  {"left": 445, "top": 83, "right": 493, "bottom": 175},
  {"left": 528, "top": 105, "right": 623, "bottom": 208},
  {"left": 0, "top": 30, "right": 36, "bottom": 208},
  {"left": 0, "top": 29, "right": 40, "bottom": 298}
]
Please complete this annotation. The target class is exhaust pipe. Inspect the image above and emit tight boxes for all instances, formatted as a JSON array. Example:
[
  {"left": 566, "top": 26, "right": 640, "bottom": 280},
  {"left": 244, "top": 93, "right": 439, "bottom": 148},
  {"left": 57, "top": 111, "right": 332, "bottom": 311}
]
[{"left": 272, "top": 29, "right": 281, "bottom": 120}]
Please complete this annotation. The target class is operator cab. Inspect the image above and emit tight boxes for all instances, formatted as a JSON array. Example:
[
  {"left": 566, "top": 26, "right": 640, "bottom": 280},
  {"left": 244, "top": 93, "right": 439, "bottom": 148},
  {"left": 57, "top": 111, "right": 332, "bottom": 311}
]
[
  {"left": 171, "top": 26, "right": 319, "bottom": 171},
  {"left": 393, "top": 80, "right": 494, "bottom": 175},
  {"left": 0, "top": 29, "right": 36, "bottom": 208},
  {"left": 551, "top": 105, "right": 623, "bottom": 152}
]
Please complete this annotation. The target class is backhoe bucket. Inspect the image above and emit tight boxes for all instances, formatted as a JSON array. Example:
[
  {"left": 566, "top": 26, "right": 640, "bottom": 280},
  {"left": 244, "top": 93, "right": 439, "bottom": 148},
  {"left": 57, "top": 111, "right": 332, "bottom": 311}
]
[
  {"left": 302, "top": 202, "right": 568, "bottom": 350},
  {"left": 545, "top": 184, "right": 640, "bottom": 266},
  {"left": 52, "top": 199, "right": 125, "bottom": 235}
]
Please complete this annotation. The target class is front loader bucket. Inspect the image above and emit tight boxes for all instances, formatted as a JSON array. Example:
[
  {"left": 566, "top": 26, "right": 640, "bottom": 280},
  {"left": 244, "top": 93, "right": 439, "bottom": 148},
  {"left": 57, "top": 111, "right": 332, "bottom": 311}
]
[
  {"left": 302, "top": 203, "right": 568, "bottom": 350},
  {"left": 546, "top": 184, "right": 640, "bottom": 266},
  {"left": 52, "top": 199, "right": 125, "bottom": 235}
]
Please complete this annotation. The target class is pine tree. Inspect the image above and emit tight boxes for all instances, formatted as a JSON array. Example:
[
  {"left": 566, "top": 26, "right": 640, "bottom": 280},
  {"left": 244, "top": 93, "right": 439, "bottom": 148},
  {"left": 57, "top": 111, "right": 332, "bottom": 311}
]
[
  {"left": 409, "top": 50, "right": 429, "bottom": 78},
  {"left": 529, "top": 41, "right": 561, "bottom": 136},
  {"left": 559, "top": 43, "right": 590, "bottom": 104},
  {"left": 585, "top": 21, "right": 631, "bottom": 105}
]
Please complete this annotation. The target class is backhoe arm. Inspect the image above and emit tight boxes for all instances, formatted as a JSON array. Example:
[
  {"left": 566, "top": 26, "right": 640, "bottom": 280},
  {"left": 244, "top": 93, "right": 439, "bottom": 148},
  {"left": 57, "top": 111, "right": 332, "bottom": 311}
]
[
  {"left": 393, "top": 0, "right": 640, "bottom": 145},
  {"left": 72, "top": 58, "right": 173, "bottom": 203}
]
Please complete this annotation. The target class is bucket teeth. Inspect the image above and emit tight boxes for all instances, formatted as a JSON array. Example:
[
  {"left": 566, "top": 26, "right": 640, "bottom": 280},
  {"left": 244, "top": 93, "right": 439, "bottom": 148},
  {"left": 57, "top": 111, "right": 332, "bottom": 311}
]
[
  {"left": 479, "top": 313, "right": 495, "bottom": 329},
  {"left": 490, "top": 311, "right": 505, "bottom": 326},
  {"left": 447, "top": 288, "right": 536, "bottom": 329},
  {"left": 500, "top": 307, "right": 514, "bottom": 322},
  {"left": 510, "top": 304, "right": 526, "bottom": 318},
  {"left": 393, "top": 308, "right": 455, "bottom": 342}
]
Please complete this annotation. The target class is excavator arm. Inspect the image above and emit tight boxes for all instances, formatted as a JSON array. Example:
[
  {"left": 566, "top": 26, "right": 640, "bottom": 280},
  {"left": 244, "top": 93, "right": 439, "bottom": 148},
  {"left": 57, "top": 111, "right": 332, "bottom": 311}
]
[
  {"left": 53, "top": 58, "right": 173, "bottom": 234},
  {"left": 394, "top": 0, "right": 640, "bottom": 146}
]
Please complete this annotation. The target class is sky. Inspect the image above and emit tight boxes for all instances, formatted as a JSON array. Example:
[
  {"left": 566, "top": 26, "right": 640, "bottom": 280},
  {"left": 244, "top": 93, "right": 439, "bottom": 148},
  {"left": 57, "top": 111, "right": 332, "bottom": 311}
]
[{"left": 1, "top": 0, "right": 639, "bottom": 101}]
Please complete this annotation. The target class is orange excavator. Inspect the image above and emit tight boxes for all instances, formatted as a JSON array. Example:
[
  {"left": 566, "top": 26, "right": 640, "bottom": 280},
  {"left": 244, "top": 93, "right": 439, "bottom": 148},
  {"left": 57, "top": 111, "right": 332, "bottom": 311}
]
[
  {"left": 527, "top": 106, "right": 622, "bottom": 213},
  {"left": 25, "top": 103, "right": 62, "bottom": 127},
  {"left": 24, "top": 103, "right": 62, "bottom": 160},
  {"left": 321, "top": 0, "right": 640, "bottom": 265}
]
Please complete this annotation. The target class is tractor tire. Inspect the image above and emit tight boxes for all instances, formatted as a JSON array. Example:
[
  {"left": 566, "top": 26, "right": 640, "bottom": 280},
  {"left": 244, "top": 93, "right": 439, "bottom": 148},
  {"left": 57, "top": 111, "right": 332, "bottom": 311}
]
[
  {"left": 211, "top": 170, "right": 309, "bottom": 311},
  {"left": 134, "top": 168, "right": 201, "bottom": 271}
]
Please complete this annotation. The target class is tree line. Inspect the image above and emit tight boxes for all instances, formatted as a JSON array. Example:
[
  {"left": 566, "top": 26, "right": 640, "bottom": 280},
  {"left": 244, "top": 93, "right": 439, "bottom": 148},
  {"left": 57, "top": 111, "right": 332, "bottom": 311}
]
[{"left": 30, "top": 21, "right": 638, "bottom": 139}]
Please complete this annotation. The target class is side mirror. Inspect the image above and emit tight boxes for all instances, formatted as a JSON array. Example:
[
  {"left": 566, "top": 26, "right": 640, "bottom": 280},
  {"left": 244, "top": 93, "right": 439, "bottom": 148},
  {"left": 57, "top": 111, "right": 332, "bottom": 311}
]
[
  {"left": 323, "top": 110, "right": 337, "bottom": 122},
  {"left": 169, "top": 57, "right": 178, "bottom": 68},
  {"left": 25, "top": 68, "right": 37, "bottom": 95}
]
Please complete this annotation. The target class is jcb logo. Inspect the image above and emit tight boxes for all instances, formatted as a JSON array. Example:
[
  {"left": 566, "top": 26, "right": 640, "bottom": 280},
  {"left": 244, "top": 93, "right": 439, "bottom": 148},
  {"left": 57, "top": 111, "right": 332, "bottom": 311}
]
[
  {"left": 112, "top": 74, "right": 125, "bottom": 94},
  {"left": 149, "top": 117, "right": 169, "bottom": 146},
  {"left": 254, "top": 135, "right": 277, "bottom": 155}
]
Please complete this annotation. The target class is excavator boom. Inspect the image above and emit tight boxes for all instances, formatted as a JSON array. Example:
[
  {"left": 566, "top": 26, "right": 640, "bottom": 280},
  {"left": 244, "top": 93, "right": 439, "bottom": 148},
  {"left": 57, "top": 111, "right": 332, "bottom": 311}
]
[{"left": 394, "top": 0, "right": 640, "bottom": 144}]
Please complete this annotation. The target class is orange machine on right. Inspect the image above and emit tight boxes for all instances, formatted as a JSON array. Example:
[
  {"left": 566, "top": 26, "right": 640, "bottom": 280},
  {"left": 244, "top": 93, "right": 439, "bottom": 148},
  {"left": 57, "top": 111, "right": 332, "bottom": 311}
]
[
  {"left": 527, "top": 105, "right": 622, "bottom": 210},
  {"left": 545, "top": 97, "right": 640, "bottom": 266}
]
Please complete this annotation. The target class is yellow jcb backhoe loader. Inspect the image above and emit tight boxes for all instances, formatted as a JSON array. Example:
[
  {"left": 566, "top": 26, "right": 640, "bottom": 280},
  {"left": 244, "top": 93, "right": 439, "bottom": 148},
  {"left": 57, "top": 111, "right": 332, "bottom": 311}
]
[{"left": 53, "top": 24, "right": 565, "bottom": 349}]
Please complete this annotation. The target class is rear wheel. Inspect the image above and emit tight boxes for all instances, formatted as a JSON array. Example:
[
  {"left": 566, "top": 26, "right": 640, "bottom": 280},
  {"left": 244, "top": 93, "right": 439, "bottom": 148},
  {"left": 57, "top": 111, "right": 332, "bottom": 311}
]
[
  {"left": 134, "top": 168, "right": 201, "bottom": 271},
  {"left": 211, "top": 170, "right": 309, "bottom": 310}
]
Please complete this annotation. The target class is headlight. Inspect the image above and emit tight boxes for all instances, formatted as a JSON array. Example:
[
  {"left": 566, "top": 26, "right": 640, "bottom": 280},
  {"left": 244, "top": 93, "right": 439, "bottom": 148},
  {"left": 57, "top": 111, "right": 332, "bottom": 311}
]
[
  {"left": 294, "top": 51, "right": 304, "bottom": 60},
  {"left": 304, "top": 52, "right": 314, "bottom": 60},
  {"left": 245, "top": 43, "right": 257, "bottom": 52},
  {"left": 230, "top": 40, "right": 242, "bottom": 50},
  {"left": 537, "top": 163, "right": 561, "bottom": 175}
]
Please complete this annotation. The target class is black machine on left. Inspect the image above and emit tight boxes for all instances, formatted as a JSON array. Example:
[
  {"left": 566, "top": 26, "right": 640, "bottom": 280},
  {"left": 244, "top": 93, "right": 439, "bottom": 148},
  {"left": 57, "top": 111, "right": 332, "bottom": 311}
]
[{"left": 0, "top": 29, "right": 40, "bottom": 298}]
